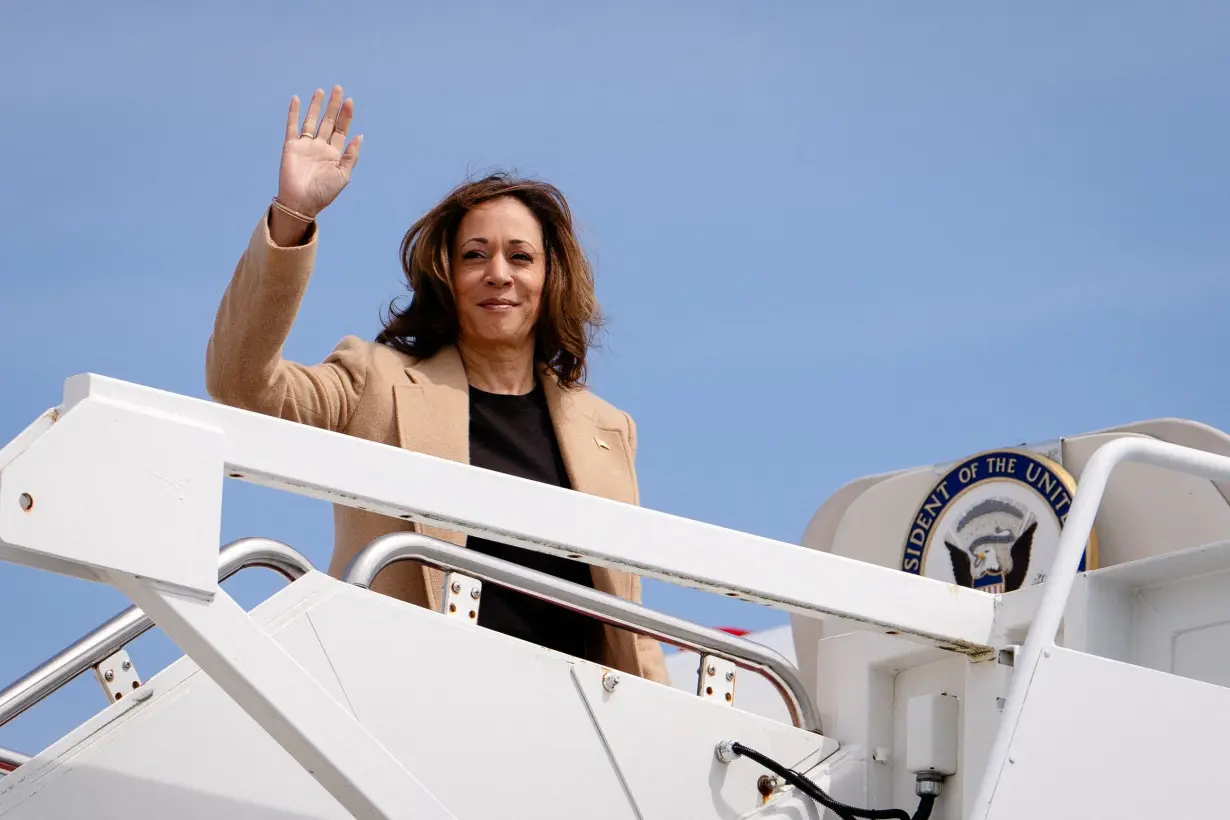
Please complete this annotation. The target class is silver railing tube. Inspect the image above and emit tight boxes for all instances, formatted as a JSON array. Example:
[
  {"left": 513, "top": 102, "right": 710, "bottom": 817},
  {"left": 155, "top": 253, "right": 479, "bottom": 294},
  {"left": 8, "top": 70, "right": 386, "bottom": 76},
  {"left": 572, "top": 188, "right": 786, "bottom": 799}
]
[
  {"left": 0, "top": 745, "right": 29, "bottom": 773},
  {"left": 0, "top": 538, "right": 314, "bottom": 729},
  {"left": 342, "top": 532, "right": 823, "bottom": 734}
]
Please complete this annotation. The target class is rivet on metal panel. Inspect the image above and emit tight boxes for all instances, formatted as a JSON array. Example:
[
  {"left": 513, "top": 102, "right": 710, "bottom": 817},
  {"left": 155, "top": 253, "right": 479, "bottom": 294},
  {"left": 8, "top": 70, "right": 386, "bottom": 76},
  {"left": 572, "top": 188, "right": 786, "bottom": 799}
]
[
  {"left": 602, "top": 671, "right": 621, "bottom": 692},
  {"left": 17, "top": 493, "right": 33, "bottom": 512},
  {"left": 93, "top": 648, "right": 141, "bottom": 703},
  {"left": 697, "top": 654, "right": 736, "bottom": 707},
  {"left": 441, "top": 572, "right": 482, "bottom": 624}
]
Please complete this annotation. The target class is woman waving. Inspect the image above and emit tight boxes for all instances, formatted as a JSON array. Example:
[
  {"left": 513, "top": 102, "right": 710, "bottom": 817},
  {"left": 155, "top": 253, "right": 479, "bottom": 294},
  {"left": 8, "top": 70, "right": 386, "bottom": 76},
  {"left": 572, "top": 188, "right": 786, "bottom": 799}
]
[{"left": 206, "top": 85, "right": 667, "bottom": 684}]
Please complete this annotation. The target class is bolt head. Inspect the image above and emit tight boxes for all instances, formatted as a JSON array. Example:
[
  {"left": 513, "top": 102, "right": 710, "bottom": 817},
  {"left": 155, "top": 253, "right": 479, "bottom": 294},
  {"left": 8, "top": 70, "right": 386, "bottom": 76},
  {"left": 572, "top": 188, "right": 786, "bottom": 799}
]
[
  {"left": 706, "top": 664, "right": 717, "bottom": 676},
  {"left": 17, "top": 493, "right": 33, "bottom": 512},
  {"left": 104, "top": 670, "right": 115, "bottom": 682},
  {"left": 450, "top": 581, "right": 462, "bottom": 594},
  {"left": 725, "top": 670, "right": 735, "bottom": 681},
  {"left": 470, "top": 587, "right": 481, "bottom": 599},
  {"left": 122, "top": 660, "right": 132, "bottom": 670},
  {"left": 602, "top": 672, "right": 621, "bottom": 692}
]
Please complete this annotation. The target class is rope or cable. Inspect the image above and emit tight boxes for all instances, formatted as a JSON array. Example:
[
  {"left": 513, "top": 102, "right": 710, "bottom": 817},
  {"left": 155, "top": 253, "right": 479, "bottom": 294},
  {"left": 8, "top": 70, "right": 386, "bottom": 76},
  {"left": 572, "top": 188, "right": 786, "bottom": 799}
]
[{"left": 729, "top": 741, "right": 934, "bottom": 820}]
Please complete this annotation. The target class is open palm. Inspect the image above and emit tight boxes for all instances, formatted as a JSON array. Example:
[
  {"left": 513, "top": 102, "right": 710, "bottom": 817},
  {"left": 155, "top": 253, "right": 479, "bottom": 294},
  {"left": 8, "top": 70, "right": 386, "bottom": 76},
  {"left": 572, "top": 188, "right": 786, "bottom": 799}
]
[{"left": 277, "top": 85, "right": 363, "bottom": 218}]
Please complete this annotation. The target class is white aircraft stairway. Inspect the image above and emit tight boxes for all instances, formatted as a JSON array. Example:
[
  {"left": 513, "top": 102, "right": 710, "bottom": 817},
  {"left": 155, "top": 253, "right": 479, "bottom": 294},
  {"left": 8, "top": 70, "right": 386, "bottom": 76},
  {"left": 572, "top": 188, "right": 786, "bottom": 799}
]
[{"left": 3, "top": 374, "right": 1230, "bottom": 819}]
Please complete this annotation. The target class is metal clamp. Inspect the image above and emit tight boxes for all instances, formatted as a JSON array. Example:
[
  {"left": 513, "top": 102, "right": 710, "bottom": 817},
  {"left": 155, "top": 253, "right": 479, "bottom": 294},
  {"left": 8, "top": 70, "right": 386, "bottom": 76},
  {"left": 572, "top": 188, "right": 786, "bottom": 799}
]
[
  {"left": 93, "top": 648, "right": 142, "bottom": 702},
  {"left": 441, "top": 572, "right": 482, "bottom": 622},
  {"left": 342, "top": 532, "right": 823, "bottom": 733},
  {"left": 0, "top": 538, "right": 314, "bottom": 729},
  {"left": 698, "top": 654, "right": 737, "bottom": 706}
]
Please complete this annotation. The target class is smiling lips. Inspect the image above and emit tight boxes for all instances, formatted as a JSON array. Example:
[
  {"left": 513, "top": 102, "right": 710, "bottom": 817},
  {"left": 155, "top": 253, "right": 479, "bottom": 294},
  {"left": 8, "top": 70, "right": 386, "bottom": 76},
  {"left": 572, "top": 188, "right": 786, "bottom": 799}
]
[{"left": 478, "top": 298, "right": 519, "bottom": 311}]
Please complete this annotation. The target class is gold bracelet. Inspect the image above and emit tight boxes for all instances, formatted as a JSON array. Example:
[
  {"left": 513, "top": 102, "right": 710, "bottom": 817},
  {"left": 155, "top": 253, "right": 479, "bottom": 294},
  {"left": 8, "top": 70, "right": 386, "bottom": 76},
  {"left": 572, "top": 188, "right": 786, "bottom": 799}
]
[{"left": 272, "top": 198, "right": 316, "bottom": 224}]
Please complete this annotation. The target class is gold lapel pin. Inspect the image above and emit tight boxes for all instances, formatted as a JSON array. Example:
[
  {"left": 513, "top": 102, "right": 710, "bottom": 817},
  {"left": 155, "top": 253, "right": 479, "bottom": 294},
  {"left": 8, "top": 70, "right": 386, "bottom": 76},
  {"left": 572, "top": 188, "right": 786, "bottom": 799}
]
[{"left": 594, "top": 436, "right": 611, "bottom": 450}]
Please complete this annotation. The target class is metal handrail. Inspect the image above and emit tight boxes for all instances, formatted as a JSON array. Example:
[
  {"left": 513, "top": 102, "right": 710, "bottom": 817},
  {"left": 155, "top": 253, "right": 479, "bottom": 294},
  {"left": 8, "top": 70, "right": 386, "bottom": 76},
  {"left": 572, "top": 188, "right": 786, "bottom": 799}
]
[
  {"left": 972, "top": 437, "right": 1230, "bottom": 818},
  {"left": 0, "top": 745, "right": 29, "bottom": 773},
  {"left": 342, "top": 532, "right": 823, "bottom": 734},
  {"left": 0, "top": 538, "right": 314, "bottom": 729}
]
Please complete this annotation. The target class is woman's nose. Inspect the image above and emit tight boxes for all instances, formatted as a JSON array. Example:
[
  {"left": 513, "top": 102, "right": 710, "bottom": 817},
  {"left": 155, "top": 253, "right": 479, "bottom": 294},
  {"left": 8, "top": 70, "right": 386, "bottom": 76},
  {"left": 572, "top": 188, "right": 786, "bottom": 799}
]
[{"left": 484, "top": 256, "right": 513, "bottom": 285}]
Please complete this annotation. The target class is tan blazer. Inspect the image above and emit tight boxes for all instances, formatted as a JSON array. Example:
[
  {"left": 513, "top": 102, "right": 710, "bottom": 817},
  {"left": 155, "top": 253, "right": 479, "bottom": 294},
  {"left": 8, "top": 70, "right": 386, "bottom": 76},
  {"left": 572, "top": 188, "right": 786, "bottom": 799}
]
[{"left": 205, "top": 210, "right": 668, "bottom": 684}]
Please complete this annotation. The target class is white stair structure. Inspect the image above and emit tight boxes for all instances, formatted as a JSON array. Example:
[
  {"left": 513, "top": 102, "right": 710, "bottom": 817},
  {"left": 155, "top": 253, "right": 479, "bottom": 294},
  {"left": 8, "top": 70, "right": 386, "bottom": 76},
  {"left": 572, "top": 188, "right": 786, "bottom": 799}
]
[{"left": 2, "top": 374, "right": 1230, "bottom": 818}]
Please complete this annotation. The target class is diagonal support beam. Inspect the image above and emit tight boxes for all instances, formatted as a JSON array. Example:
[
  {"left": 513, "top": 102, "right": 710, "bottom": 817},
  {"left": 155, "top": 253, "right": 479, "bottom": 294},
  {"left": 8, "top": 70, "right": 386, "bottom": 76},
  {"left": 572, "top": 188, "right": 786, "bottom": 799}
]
[
  {"left": 109, "top": 572, "right": 453, "bottom": 820},
  {"left": 0, "top": 388, "right": 453, "bottom": 820}
]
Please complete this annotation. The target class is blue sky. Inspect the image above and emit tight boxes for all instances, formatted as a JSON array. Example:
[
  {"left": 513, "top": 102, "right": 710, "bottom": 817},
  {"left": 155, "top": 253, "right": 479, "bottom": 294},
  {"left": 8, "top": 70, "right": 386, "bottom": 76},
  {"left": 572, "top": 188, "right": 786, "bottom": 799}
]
[{"left": 2, "top": 1, "right": 1228, "bottom": 755}]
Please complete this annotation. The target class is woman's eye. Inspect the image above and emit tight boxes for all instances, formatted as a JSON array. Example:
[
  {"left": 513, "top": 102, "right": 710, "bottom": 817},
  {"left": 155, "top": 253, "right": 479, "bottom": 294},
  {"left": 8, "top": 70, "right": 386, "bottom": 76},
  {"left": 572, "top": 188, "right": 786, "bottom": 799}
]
[
  {"left": 512, "top": 253, "right": 533, "bottom": 263},
  {"left": 463, "top": 250, "right": 485, "bottom": 260}
]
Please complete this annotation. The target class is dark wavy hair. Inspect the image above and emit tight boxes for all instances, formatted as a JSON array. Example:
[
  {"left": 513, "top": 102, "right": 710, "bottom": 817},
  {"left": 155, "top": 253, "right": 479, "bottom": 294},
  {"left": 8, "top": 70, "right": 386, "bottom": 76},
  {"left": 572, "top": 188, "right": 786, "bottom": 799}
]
[{"left": 376, "top": 172, "right": 602, "bottom": 389}]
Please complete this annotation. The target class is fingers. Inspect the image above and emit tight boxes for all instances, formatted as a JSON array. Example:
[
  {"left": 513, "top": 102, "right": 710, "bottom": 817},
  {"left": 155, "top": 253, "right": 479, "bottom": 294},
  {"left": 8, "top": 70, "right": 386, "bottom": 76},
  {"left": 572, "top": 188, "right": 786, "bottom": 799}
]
[
  {"left": 283, "top": 84, "right": 357, "bottom": 169},
  {"left": 316, "top": 85, "right": 345, "bottom": 143},
  {"left": 300, "top": 88, "right": 325, "bottom": 138},
  {"left": 285, "top": 96, "right": 301, "bottom": 142},
  {"left": 339, "top": 134, "right": 363, "bottom": 174},
  {"left": 329, "top": 97, "right": 355, "bottom": 152}
]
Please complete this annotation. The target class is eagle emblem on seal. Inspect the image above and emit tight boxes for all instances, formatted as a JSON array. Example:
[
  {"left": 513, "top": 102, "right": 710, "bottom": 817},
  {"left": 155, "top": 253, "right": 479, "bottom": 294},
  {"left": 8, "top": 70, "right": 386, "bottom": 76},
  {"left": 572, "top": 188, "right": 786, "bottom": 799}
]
[{"left": 943, "top": 498, "right": 1036, "bottom": 594}]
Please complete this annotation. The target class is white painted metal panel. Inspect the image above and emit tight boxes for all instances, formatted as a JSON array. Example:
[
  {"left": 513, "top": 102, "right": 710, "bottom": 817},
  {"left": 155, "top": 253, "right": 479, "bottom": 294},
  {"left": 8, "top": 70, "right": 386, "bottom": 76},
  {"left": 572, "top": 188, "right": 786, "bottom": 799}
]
[
  {"left": 571, "top": 662, "right": 837, "bottom": 819},
  {"left": 2, "top": 574, "right": 839, "bottom": 820},
  {"left": 0, "top": 573, "right": 350, "bottom": 820},
  {"left": 299, "top": 582, "right": 639, "bottom": 819},
  {"left": 0, "top": 396, "right": 223, "bottom": 598},
  {"left": 985, "top": 647, "right": 1230, "bottom": 819},
  {"left": 1065, "top": 539, "right": 1230, "bottom": 687}
]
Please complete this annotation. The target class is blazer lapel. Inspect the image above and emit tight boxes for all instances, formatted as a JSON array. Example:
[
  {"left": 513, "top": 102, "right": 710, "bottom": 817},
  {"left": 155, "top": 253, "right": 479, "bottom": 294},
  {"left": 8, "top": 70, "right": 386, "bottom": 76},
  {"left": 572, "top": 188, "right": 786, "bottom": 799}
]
[
  {"left": 394, "top": 346, "right": 470, "bottom": 466},
  {"left": 393, "top": 346, "right": 471, "bottom": 610},
  {"left": 540, "top": 370, "right": 630, "bottom": 503},
  {"left": 540, "top": 369, "right": 637, "bottom": 602}
]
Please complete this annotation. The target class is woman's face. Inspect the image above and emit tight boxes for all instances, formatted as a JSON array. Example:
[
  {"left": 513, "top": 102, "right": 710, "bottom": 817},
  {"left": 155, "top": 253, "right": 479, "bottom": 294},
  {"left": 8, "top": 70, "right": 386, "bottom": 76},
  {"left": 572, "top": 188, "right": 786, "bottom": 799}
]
[{"left": 452, "top": 197, "right": 546, "bottom": 352}]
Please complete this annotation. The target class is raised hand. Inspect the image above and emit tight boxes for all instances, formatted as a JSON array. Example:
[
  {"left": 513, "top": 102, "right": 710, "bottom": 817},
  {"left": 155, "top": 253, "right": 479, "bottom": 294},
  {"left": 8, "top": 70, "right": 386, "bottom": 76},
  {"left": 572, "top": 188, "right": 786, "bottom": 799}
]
[{"left": 277, "top": 85, "right": 363, "bottom": 219}]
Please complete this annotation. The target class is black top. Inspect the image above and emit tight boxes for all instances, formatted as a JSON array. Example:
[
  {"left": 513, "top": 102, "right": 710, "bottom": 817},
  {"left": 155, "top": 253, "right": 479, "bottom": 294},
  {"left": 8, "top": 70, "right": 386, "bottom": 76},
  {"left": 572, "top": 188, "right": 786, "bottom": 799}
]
[{"left": 464, "top": 383, "right": 603, "bottom": 661}]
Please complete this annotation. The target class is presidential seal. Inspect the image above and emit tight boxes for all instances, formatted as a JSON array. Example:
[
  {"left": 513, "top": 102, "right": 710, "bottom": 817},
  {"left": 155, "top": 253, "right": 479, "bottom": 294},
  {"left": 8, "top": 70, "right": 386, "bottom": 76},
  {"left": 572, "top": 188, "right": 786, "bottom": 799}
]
[{"left": 901, "top": 449, "right": 1097, "bottom": 594}]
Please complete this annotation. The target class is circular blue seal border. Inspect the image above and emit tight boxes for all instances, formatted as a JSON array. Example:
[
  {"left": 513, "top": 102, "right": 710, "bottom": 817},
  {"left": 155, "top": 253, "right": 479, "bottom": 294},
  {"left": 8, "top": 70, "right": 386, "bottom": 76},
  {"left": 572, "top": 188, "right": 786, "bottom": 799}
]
[{"left": 901, "top": 448, "right": 1098, "bottom": 581}]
